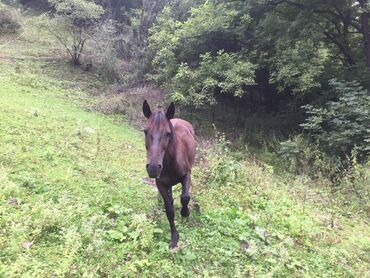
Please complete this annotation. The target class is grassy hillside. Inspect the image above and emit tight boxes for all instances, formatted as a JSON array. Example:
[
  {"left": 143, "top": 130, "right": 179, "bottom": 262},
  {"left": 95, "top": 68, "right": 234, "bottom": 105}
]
[{"left": 0, "top": 7, "right": 369, "bottom": 277}]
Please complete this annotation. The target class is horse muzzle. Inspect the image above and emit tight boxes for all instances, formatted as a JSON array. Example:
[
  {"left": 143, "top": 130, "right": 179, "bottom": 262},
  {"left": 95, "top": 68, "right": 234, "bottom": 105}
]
[{"left": 146, "top": 163, "right": 162, "bottom": 178}]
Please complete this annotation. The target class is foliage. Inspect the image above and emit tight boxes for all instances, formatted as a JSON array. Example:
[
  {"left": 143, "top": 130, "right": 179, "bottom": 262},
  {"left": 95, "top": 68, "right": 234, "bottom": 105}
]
[
  {"left": 46, "top": 0, "right": 104, "bottom": 65},
  {"left": 112, "top": 0, "right": 171, "bottom": 86},
  {"left": 147, "top": 6, "right": 182, "bottom": 83},
  {"left": 169, "top": 51, "right": 255, "bottom": 107},
  {"left": 149, "top": 2, "right": 256, "bottom": 106},
  {"left": 278, "top": 135, "right": 344, "bottom": 181},
  {"left": 0, "top": 66, "right": 369, "bottom": 276},
  {"left": 0, "top": 11, "right": 369, "bottom": 277},
  {"left": 301, "top": 79, "right": 370, "bottom": 161},
  {"left": 147, "top": 0, "right": 370, "bottom": 110},
  {"left": 270, "top": 40, "right": 329, "bottom": 93},
  {"left": 86, "top": 19, "right": 122, "bottom": 81},
  {"left": 49, "top": 0, "right": 103, "bottom": 27},
  {"left": 194, "top": 132, "right": 370, "bottom": 277}
]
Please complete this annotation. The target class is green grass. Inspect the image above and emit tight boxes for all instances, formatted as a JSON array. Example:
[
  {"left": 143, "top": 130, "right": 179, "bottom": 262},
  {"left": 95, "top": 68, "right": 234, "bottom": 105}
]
[
  {"left": 0, "top": 64, "right": 155, "bottom": 276},
  {"left": 0, "top": 9, "right": 369, "bottom": 277}
]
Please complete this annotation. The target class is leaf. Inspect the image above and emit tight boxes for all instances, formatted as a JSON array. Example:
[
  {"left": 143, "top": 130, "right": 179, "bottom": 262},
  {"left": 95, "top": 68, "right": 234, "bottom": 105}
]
[
  {"left": 181, "top": 250, "right": 196, "bottom": 261},
  {"left": 128, "top": 230, "right": 140, "bottom": 240},
  {"left": 107, "top": 230, "right": 126, "bottom": 242},
  {"left": 255, "top": 226, "right": 267, "bottom": 241}
]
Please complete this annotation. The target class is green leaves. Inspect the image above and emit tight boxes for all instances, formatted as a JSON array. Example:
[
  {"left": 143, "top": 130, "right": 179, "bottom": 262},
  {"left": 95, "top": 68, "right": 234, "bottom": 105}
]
[
  {"left": 170, "top": 51, "right": 255, "bottom": 107},
  {"left": 301, "top": 79, "right": 370, "bottom": 160},
  {"left": 148, "top": 1, "right": 255, "bottom": 107},
  {"left": 180, "top": 250, "right": 197, "bottom": 261},
  {"left": 49, "top": 0, "right": 104, "bottom": 27},
  {"left": 181, "top": 1, "right": 238, "bottom": 37},
  {"left": 270, "top": 40, "right": 329, "bottom": 93},
  {"left": 107, "top": 230, "right": 126, "bottom": 242}
]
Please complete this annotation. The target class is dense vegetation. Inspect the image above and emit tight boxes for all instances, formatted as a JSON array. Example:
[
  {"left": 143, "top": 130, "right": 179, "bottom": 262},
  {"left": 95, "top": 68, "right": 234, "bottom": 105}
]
[
  {"left": 0, "top": 0, "right": 369, "bottom": 277},
  {"left": 17, "top": 0, "right": 367, "bottom": 164}
]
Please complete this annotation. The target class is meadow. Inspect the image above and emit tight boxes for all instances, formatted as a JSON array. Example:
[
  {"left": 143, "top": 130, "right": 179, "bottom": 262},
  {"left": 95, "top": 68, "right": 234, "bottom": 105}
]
[{"left": 0, "top": 5, "right": 369, "bottom": 277}]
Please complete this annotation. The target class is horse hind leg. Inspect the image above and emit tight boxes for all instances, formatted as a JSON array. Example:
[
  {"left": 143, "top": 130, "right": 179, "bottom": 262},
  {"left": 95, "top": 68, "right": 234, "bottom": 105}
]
[{"left": 180, "top": 173, "right": 191, "bottom": 217}]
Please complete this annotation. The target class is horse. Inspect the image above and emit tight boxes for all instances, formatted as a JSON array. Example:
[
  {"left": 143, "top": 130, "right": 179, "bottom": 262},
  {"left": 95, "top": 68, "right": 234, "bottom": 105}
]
[{"left": 142, "top": 100, "right": 196, "bottom": 248}]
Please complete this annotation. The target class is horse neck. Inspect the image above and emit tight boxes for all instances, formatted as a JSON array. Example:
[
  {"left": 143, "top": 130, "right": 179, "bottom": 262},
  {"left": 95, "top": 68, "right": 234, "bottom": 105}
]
[{"left": 164, "top": 120, "right": 177, "bottom": 166}]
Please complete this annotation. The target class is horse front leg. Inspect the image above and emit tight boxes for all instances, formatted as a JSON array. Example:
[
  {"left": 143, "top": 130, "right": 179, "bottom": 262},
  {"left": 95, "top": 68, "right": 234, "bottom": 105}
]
[
  {"left": 168, "top": 187, "right": 173, "bottom": 206},
  {"left": 157, "top": 182, "right": 179, "bottom": 248},
  {"left": 180, "top": 173, "right": 191, "bottom": 217}
]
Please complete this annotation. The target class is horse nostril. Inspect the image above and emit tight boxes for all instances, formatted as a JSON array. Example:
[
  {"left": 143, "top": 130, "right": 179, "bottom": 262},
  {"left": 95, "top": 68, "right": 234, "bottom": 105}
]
[
  {"left": 146, "top": 164, "right": 150, "bottom": 169},
  {"left": 158, "top": 164, "right": 162, "bottom": 169}
]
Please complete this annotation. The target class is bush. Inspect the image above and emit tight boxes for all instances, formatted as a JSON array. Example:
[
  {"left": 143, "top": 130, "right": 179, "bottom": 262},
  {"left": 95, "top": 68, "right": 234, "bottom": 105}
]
[
  {"left": 301, "top": 79, "right": 370, "bottom": 162},
  {"left": 0, "top": 7, "right": 21, "bottom": 34},
  {"left": 47, "top": 0, "right": 104, "bottom": 65},
  {"left": 278, "top": 135, "right": 342, "bottom": 180}
]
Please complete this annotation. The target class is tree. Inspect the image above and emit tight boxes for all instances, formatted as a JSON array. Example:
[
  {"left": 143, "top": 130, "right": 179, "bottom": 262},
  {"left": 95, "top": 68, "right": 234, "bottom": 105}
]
[
  {"left": 47, "top": 0, "right": 104, "bottom": 65},
  {"left": 147, "top": 0, "right": 370, "bottom": 112},
  {"left": 149, "top": 1, "right": 257, "bottom": 107},
  {"left": 256, "top": 0, "right": 370, "bottom": 69}
]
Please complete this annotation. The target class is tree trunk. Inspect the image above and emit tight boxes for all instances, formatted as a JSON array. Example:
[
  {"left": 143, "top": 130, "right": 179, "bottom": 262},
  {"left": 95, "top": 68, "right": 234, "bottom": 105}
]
[
  {"left": 359, "top": 0, "right": 370, "bottom": 68},
  {"left": 361, "top": 12, "right": 370, "bottom": 68}
]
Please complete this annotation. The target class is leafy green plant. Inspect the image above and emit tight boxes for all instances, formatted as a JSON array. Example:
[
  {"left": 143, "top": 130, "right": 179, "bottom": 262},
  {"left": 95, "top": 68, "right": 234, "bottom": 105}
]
[
  {"left": 278, "top": 135, "right": 342, "bottom": 180},
  {"left": 279, "top": 135, "right": 312, "bottom": 175},
  {"left": 270, "top": 39, "right": 329, "bottom": 93},
  {"left": 301, "top": 79, "right": 370, "bottom": 161},
  {"left": 169, "top": 51, "right": 255, "bottom": 107},
  {"left": 86, "top": 19, "right": 122, "bottom": 81}
]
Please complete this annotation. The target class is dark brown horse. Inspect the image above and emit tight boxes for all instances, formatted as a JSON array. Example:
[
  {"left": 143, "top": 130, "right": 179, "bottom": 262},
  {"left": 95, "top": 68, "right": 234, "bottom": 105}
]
[{"left": 142, "top": 100, "right": 196, "bottom": 248}]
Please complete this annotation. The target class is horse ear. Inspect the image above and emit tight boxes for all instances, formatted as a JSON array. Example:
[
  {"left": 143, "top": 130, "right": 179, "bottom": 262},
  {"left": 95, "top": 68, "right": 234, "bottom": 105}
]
[
  {"left": 143, "top": 100, "right": 152, "bottom": 118},
  {"left": 166, "top": 102, "right": 175, "bottom": 119}
]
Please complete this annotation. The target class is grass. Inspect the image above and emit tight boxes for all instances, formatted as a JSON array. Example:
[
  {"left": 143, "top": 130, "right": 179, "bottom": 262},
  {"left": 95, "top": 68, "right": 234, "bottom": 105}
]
[{"left": 0, "top": 7, "right": 369, "bottom": 277}]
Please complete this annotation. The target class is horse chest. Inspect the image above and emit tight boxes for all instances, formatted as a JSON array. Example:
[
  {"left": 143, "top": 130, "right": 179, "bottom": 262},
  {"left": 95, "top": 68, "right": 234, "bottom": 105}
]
[{"left": 158, "top": 166, "right": 183, "bottom": 186}]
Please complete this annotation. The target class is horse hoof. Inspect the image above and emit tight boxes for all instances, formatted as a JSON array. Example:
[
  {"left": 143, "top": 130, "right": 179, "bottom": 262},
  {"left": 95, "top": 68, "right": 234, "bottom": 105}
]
[{"left": 181, "top": 207, "right": 190, "bottom": 217}]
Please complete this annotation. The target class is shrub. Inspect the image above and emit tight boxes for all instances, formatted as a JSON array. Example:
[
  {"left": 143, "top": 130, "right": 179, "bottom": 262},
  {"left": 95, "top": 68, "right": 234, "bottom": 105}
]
[
  {"left": 301, "top": 79, "right": 370, "bottom": 162},
  {"left": 0, "top": 7, "right": 21, "bottom": 34},
  {"left": 46, "top": 0, "right": 104, "bottom": 65},
  {"left": 278, "top": 135, "right": 342, "bottom": 180}
]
